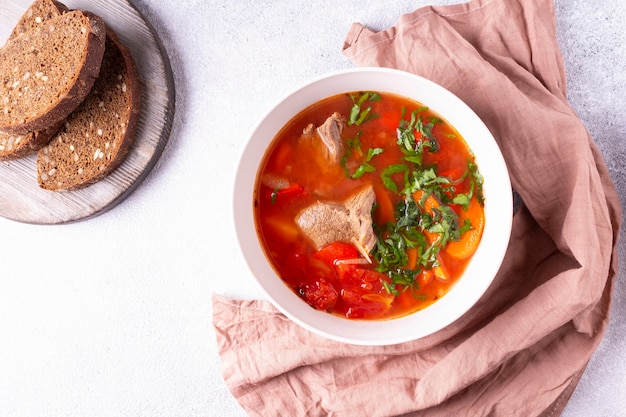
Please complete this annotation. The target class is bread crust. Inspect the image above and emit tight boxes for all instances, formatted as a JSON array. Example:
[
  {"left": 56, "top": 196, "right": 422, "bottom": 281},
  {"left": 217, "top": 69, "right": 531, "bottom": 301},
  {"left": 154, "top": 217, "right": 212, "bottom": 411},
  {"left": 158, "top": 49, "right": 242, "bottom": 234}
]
[{"left": 0, "top": 10, "right": 106, "bottom": 135}]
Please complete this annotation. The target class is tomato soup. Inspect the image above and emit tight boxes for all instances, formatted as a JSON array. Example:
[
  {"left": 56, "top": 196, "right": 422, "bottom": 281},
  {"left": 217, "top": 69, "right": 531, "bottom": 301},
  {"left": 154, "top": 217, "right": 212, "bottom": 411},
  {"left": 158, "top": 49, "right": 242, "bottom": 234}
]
[{"left": 254, "top": 91, "right": 485, "bottom": 320}]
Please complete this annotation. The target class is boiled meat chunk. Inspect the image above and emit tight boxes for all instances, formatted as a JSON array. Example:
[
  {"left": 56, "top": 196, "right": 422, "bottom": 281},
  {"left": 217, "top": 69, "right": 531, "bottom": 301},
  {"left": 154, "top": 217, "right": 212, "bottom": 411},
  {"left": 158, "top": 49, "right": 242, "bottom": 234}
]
[
  {"left": 302, "top": 112, "right": 345, "bottom": 165},
  {"left": 296, "top": 184, "right": 377, "bottom": 258}
]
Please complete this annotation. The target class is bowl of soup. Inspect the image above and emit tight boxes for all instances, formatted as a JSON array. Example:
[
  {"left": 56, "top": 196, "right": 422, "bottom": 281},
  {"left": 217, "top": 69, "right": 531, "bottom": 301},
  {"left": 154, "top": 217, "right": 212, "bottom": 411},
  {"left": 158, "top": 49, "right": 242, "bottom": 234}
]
[{"left": 234, "top": 67, "right": 512, "bottom": 346}]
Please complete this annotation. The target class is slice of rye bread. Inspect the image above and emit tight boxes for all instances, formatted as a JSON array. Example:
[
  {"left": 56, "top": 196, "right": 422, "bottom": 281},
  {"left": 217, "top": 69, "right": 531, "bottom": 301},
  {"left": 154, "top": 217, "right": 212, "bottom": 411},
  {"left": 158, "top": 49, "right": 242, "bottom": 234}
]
[
  {"left": 0, "top": 9, "right": 106, "bottom": 135},
  {"left": 0, "top": 0, "right": 68, "bottom": 161},
  {"left": 37, "top": 28, "right": 141, "bottom": 191}
]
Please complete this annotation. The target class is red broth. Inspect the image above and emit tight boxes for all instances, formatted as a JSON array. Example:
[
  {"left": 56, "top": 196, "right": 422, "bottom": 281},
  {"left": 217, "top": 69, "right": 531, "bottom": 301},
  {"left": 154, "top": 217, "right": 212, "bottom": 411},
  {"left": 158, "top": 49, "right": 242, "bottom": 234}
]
[{"left": 254, "top": 92, "right": 485, "bottom": 320}]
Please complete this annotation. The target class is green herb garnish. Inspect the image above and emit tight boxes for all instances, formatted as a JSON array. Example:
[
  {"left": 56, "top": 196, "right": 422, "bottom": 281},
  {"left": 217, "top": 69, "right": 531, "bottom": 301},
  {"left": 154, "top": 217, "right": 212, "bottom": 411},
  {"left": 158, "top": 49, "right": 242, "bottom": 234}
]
[
  {"left": 341, "top": 132, "right": 384, "bottom": 179},
  {"left": 338, "top": 96, "right": 484, "bottom": 296},
  {"left": 348, "top": 91, "right": 381, "bottom": 126},
  {"left": 350, "top": 147, "right": 384, "bottom": 179},
  {"left": 369, "top": 106, "right": 483, "bottom": 295}
]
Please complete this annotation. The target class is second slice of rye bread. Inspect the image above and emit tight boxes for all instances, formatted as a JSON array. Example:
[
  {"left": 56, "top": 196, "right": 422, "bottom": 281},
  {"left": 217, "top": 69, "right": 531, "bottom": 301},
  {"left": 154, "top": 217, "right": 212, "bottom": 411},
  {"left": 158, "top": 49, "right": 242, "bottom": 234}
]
[{"left": 37, "top": 28, "right": 142, "bottom": 191}]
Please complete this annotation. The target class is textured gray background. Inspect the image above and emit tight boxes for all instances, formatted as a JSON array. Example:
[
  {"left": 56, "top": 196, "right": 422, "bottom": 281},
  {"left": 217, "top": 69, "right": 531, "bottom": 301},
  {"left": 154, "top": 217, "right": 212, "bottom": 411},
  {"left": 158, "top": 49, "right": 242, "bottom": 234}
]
[
  {"left": 554, "top": 1, "right": 626, "bottom": 415},
  {"left": 0, "top": 1, "right": 623, "bottom": 416}
]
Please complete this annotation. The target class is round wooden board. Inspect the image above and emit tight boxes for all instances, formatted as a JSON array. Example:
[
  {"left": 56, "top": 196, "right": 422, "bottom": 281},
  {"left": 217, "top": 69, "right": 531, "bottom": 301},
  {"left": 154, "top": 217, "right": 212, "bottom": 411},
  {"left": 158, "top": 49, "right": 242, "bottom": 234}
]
[{"left": 0, "top": 0, "right": 175, "bottom": 224}]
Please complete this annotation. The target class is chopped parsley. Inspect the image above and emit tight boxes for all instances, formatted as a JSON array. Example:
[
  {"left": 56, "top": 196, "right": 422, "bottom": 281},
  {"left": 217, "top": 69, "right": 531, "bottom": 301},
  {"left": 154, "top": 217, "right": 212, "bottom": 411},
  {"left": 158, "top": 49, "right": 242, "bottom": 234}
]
[
  {"left": 341, "top": 119, "right": 384, "bottom": 179},
  {"left": 371, "top": 106, "right": 483, "bottom": 295},
  {"left": 347, "top": 91, "right": 381, "bottom": 126},
  {"left": 349, "top": 147, "right": 384, "bottom": 179},
  {"left": 339, "top": 94, "right": 484, "bottom": 296}
]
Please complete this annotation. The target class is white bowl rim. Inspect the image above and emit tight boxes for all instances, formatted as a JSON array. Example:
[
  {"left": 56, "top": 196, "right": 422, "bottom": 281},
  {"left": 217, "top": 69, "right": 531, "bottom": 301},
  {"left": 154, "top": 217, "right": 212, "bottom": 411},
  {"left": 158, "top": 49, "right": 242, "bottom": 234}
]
[{"left": 233, "top": 67, "right": 513, "bottom": 346}]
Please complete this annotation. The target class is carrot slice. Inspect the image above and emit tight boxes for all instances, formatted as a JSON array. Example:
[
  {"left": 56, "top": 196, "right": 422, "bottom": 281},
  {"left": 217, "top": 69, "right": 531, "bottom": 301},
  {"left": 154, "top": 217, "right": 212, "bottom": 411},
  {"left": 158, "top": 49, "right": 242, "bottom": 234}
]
[
  {"left": 432, "top": 262, "right": 450, "bottom": 282},
  {"left": 445, "top": 196, "right": 485, "bottom": 259},
  {"left": 412, "top": 190, "right": 439, "bottom": 215},
  {"left": 412, "top": 190, "right": 441, "bottom": 244},
  {"left": 406, "top": 247, "right": 418, "bottom": 270},
  {"left": 418, "top": 270, "right": 434, "bottom": 287},
  {"left": 374, "top": 183, "right": 395, "bottom": 225},
  {"left": 423, "top": 194, "right": 440, "bottom": 214}
]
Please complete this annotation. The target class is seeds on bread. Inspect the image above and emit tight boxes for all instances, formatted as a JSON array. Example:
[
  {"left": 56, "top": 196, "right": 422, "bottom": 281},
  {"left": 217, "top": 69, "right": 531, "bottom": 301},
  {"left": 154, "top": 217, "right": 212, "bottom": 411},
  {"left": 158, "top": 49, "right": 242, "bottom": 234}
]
[
  {"left": 8, "top": 0, "right": 68, "bottom": 40},
  {"left": 0, "top": 9, "right": 106, "bottom": 135},
  {"left": 0, "top": 121, "right": 63, "bottom": 161},
  {"left": 37, "top": 28, "right": 142, "bottom": 191}
]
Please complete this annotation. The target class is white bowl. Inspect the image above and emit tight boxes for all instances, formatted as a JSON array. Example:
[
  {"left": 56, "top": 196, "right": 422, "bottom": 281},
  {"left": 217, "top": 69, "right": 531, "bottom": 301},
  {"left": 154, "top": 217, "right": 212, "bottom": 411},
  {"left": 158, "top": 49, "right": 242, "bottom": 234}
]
[{"left": 234, "top": 67, "right": 512, "bottom": 346}]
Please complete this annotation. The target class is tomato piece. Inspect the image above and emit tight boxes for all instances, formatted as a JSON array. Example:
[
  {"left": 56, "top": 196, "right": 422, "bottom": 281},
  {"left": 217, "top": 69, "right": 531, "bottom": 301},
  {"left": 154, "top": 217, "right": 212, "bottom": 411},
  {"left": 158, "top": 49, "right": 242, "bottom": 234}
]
[
  {"left": 336, "top": 265, "right": 394, "bottom": 319},
  {"left": 312, "top": 242, "right": 360, "bottom": 268},
  {"left": 308, "top": 243, "right": 395, "bottom": 318},
  {"left": 298, "top": 269, "right": 338, "bottom": 311},
  {"left": 280, "top": 243, "right": 310, "bottom": 283},
  {"left": 297, "top": 242, "right": 364, "bottom": 312}
]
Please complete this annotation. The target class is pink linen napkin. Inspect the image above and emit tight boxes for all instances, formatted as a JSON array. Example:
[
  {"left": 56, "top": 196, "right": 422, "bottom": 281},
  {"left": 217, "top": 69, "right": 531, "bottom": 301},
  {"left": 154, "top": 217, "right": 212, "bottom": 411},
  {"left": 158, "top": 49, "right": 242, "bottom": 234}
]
[{"left": 213, "top": 0, "right": 622, "bottom": 415}]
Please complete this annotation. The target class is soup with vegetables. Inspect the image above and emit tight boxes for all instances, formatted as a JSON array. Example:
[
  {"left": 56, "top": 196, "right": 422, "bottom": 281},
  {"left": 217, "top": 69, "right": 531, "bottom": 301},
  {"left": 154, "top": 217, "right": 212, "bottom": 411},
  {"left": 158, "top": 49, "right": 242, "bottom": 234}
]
[{"left": 254, "top": 91, "right": 485, "bottom": 320}]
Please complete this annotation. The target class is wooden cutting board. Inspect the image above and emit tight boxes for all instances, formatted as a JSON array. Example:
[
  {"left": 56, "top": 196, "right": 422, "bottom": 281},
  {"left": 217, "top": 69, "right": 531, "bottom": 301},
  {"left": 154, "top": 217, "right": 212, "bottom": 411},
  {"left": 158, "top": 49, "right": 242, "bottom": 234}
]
[{"left": 0, "top": 0, "right": 175, "bottom": 224}]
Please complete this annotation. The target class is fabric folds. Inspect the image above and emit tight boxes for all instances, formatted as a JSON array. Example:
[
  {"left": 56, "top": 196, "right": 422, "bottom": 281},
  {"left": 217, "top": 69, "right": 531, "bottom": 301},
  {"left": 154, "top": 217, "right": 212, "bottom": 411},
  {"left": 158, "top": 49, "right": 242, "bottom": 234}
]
[{"left": 214, "top": 0, "right": 622, "bottom": 415}]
